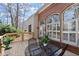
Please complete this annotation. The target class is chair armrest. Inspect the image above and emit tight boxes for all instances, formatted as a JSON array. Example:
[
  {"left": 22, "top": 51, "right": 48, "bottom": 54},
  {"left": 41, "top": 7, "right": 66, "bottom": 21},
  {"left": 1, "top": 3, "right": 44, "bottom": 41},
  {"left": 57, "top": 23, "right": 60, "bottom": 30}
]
[{"left": 31, "top": 47, "right": 41, "bottom": 52}]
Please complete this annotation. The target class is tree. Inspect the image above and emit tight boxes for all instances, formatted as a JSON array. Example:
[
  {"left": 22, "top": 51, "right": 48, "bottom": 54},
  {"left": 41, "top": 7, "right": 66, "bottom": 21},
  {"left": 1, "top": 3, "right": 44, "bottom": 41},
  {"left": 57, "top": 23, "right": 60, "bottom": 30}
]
[
  {"left": 0, "top": 3, "right": 31, "bottom": 29},
  {"left": 15, "top": 3, "right": 19, "bottom": 28},
  {"left": 0, "top": 19, "right": 2, "bottom": 23},
  {"left": 7, "top": 3, "right": 14, "bottom": 26}
]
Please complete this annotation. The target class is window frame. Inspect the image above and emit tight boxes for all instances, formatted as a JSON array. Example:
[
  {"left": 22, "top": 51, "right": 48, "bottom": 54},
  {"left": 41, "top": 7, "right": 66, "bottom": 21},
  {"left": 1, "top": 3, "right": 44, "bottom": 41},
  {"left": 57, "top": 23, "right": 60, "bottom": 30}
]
[{"left": 62, "top": 4, "right": 78, "bottom": 46}]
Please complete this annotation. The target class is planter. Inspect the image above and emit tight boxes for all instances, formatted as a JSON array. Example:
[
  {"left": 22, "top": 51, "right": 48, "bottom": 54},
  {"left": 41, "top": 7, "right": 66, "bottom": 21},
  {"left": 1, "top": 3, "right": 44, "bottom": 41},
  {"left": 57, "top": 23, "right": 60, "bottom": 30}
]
[{"left": 43, "top": 43, "right": 47, "bottom": 46}]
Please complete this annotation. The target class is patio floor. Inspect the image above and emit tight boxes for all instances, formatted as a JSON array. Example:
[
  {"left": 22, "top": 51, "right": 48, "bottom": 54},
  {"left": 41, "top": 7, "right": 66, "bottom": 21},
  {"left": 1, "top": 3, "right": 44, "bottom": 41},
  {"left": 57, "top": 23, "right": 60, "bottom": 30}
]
[
  {"left": 5, "top": 40, "right": 78, "bottom": 56},
  {"left": 0, "top": 33, "right": 78, "bottom": 56}
]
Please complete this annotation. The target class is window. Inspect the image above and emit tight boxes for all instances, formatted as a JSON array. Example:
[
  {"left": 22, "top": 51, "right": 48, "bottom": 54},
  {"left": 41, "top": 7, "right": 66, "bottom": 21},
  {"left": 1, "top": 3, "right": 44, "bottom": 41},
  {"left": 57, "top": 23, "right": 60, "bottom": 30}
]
[
  {"left": 63, "top": 4, "right": 79, "bottom": 46},
  {"left": 40, "top": 20, "right": 45, "bottom": 25},
  {"left": 52, "top": 14, "right": 60, "bottom": 40},
  {"left": 46, "top": 14, "right": 60, "bottom": 40},
  {"left": 64, "top": 8, "right": 76, "bottom": 31},
  {"left": 39, "top": 19, "right": 46, "bottom": 37},
  {"left": 28, "top": 25, "right": 31, "bottom": 32}
]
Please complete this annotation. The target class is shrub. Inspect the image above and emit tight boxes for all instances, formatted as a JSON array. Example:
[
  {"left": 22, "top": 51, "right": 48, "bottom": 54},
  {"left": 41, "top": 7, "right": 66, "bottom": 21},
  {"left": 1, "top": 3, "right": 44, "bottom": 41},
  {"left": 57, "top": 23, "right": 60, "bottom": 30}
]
[
  {"left": 16, "top": 28, "right": 22, "bottom": 33},
  {"left": 0, "top": 24, "right": 22, "bottom": 35}
]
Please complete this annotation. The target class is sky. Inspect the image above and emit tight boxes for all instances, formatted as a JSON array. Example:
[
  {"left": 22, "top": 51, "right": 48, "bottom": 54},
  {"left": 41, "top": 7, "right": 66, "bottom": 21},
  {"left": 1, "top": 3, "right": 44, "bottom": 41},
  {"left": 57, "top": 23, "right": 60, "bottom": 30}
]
[{"left": 0, "top": 3, "right": 44, "bottom": 24}]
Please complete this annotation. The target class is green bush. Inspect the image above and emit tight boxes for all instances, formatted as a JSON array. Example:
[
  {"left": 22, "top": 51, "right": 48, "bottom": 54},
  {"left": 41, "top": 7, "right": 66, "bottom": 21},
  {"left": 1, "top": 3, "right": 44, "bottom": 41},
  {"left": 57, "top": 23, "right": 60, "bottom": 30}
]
[
  {"left": 0, "top": 23, "right": 4, "bottom": 35},
  {"left": 16, "top": 28, "right": 22, "bottom": 33},
  {"left": 0, "top": 24, "right": 22, "bottom": 35}
]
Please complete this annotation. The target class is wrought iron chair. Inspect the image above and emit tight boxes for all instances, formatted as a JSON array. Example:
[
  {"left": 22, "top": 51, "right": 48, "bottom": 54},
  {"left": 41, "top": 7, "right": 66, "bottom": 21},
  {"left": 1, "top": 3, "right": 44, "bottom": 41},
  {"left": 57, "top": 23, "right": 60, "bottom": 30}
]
[
  {"left": 25, "top": 37, "right": 68, "bottom": 56},
  {"left": 26, "top": 38, "right": 46, "bottom": 56},
  {"left": 53, "top": 44, "right": 68, "bottom": 56}
]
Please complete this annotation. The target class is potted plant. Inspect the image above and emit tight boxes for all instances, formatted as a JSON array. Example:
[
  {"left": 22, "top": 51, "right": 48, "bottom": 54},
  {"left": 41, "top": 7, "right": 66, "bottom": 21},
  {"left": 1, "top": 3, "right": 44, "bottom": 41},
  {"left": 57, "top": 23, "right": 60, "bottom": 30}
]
[
  {"left": 41, "top": 35, "right": 49, "bottom": 46},
  {"left": 3, "top": 37, "right": 13, "bottom": 50},
  {"left": 2, "top": 37, "right": 13, "bottom": 55}
]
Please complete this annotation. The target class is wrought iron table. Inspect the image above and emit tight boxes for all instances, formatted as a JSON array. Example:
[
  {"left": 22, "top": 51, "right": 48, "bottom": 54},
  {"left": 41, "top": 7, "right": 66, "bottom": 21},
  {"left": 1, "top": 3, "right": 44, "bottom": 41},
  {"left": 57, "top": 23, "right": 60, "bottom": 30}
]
[{"left": 25, "top": 42, "right": 60, "bottom": 56}]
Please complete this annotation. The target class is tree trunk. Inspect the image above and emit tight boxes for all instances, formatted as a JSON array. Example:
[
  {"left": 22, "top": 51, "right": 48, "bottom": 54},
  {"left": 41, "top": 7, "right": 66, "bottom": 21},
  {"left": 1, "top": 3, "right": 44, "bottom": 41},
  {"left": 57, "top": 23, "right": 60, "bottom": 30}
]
[
  {"left": 7, "top": 4, "right": 14, "bottom": 26},
  {"left": 15, "top": 3, "right": 19, "bottom": 29}
]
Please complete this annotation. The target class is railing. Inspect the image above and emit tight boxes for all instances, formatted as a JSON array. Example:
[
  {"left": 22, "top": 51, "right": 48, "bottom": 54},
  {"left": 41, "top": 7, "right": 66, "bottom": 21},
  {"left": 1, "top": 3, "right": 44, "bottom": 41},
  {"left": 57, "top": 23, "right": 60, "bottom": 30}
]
[
  {"left": 0, "top": 32, "right": 35, "bottom": 55},
  {"left": 0, "top": 35, "right": 4, "bottom": 55}
]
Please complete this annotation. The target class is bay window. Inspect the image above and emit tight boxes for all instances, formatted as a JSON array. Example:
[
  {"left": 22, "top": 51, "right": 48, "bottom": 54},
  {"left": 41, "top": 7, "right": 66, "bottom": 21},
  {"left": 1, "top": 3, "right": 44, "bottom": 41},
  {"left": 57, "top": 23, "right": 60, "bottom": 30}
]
[{"left": 63, "top": 4, "right": 79, "bottom": 46}]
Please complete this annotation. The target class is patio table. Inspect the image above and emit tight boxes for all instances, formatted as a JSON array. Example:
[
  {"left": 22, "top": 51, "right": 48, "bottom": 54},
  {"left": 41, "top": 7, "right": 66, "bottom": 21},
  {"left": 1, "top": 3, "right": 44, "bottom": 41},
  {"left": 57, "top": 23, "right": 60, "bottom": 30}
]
[
  {"left": 42, "top": 43, "right": 60, "bottom": 56},
  {"left": 25, "top": 42, "right": 60, "bottom": 56}
]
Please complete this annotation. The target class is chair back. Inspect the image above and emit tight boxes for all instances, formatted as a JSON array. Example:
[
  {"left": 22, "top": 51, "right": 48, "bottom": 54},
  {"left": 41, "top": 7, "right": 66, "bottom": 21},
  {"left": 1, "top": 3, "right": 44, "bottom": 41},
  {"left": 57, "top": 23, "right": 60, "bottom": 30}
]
[{"left": 28, "top": 38, "right": 37, "bottom": 45}]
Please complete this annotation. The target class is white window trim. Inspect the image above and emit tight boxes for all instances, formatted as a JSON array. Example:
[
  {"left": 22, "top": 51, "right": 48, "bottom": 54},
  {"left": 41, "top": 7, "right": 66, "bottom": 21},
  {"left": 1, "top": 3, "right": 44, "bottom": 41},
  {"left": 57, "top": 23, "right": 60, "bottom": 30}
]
[{"left": 62, "top": 4, "right": 79, "bottom": 47}]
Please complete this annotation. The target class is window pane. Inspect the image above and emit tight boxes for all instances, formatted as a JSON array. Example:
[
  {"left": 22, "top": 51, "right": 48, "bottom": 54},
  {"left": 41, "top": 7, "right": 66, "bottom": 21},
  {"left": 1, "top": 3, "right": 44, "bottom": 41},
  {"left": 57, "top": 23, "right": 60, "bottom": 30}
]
[
  {"left": 64, "top": 9, "right": 76, "bottom": 22},
  {"left": 63, "top": 23, "right": 68, "bottom": 31},
  {"left": 69, "top": 33, "right": 76, "bottom": 42},
  {"left": 57, "top": 23, "right": 60, "bottom": 30},
  {"left": 47, "top": 24, "right": 52, "bottom": 30},
  {"left": 53, "top": 14, "right": 60, "bottom": 23},
  {"left": 48, "top": 32, "right": 52, "bottom": 37},
  {"left": 50, "top": 24, "right": 52, "bottom": 30},
  {"left": 57, "top": 32, "right": 60, "bottom": 39},
  {"left": 63, "top": 33, "right": 68, "bottom": 41},
  {"left": 69, "top": 21, "right": 76, "bottom": 31},
  {"left": 53, "top": 32, "right": 56, "bottom": 38},
  {"left": 48, "top": 19, "right": 52, "bottom": 23},
  {"left": 53, "top": 24, "right": 56, "bottom": 30}
]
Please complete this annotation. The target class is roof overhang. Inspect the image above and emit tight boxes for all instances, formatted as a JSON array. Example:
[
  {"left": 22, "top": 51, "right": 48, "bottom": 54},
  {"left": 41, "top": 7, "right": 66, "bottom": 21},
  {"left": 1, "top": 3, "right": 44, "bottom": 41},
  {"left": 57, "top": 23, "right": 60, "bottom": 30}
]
[{"left": 37, "top": 3, "right": 52, "bottom": 14}]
